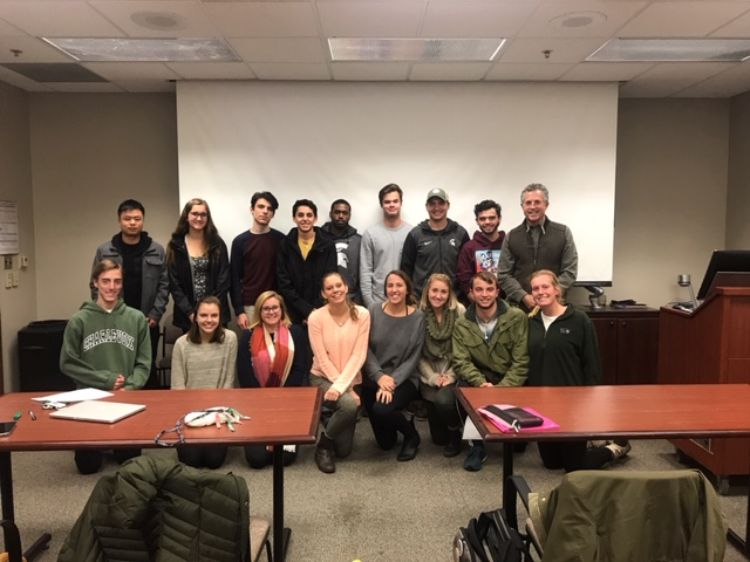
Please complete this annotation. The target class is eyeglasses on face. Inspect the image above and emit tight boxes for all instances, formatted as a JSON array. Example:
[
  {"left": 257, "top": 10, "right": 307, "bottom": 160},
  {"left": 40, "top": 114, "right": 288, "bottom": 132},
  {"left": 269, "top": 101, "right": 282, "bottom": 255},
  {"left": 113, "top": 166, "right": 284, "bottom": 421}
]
[
  {"left": 261, "top": 305, "right": 281, "bottom": 313},
  {"left": 189, "top": 212, "right": 208, "bottom": 219}
]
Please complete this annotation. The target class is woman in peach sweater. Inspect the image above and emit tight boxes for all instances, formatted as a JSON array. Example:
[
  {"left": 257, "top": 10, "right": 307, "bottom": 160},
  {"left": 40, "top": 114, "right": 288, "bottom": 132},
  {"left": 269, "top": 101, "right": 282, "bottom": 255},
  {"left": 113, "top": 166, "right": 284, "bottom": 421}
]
[{"left": 308, "top": 271, "right": 371, "bottom": 473}]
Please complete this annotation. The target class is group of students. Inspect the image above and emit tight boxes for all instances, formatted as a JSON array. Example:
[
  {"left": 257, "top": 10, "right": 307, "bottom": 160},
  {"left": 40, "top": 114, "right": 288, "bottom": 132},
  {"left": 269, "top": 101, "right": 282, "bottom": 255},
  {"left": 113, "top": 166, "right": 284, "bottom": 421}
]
[{"left": 60, "top": 188, "right": 629, "bottom": 476}]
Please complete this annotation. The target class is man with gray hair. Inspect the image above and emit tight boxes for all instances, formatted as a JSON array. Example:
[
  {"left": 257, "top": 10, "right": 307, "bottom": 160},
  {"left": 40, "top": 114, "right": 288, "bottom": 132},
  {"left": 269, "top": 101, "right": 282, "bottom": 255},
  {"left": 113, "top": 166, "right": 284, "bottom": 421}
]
[{"left": 498, "top": 183, "right": 577, "bottom": 311}]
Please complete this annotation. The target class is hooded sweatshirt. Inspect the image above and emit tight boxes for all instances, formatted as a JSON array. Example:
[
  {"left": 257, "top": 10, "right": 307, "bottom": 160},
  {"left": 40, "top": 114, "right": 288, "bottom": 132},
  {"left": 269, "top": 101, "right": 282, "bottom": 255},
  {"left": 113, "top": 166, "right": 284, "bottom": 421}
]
[
  {"left": 456, "top": 229, "right": 506, "bottom": 300},
  {"left": 60, "top": 300, "right": 151, "bottom": 390},
  {"left": 320, "top": 222, "right": 362, "bottom": 303}
]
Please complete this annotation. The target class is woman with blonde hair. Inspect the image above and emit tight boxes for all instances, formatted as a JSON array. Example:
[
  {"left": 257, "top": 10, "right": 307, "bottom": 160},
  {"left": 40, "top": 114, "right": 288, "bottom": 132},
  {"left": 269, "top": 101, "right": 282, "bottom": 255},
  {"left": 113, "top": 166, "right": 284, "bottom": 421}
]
[
  {"left": 418, "top": 273, "right": 465, "bottom": 457},
  {"left": 528, "top": 269, "right": 630, "bottom": 471},
  {"left": 237, "top": 290, "right": 309, "bottom": 468},
  {"left": 308, "top": 271, "right": 370, "bottom": 473},
  {"left": 167, "top": 198, "right": 230, "bottom": 332}
]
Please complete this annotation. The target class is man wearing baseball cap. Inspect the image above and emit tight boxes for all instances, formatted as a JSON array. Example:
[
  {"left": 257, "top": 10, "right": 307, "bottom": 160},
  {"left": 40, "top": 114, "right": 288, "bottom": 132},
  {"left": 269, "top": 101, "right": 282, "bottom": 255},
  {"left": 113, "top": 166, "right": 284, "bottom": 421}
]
[{"left": 400, "top": 188, "right": 469, "bottom": 297}]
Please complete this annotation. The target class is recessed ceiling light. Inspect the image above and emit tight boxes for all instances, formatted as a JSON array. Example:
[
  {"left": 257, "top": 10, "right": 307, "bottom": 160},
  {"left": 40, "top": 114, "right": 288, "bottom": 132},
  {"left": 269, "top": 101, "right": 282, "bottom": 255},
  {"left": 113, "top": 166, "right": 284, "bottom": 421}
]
[
  {"left": 41, "top": 38, "right": 240, "bottom": 62},
  {"left": 550, "top": 11, "right": 607, "bottom": 29},
  {"left": 588, "top": 38, "right": 750, "bottom": 62},
  {"left": 329, "top": 38, "right": 506, "bottom": 62}
]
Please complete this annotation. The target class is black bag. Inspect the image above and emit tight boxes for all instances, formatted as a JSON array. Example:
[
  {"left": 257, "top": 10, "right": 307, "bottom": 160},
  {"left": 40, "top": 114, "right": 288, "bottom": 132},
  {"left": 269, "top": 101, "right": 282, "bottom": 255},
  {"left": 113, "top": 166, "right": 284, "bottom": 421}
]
[{"left": 453, "top": 508, "right": 528, "bottom": 562}]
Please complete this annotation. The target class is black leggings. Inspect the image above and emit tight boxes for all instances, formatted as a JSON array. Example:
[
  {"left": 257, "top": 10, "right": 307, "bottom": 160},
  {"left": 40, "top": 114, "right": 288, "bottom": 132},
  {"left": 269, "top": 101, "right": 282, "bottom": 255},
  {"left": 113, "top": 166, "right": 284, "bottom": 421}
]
[
  {"left": 177, "top": 445, "right": 228, "bottom": 470},
  {"left": 74, "top": 448, "right": 141, "bottom": 475},
  {"left": 361, "top": 382, "right": 419, "bottom": 450},
  {"left": 537, "top": 441, "right": 613, "bottom": 473}
]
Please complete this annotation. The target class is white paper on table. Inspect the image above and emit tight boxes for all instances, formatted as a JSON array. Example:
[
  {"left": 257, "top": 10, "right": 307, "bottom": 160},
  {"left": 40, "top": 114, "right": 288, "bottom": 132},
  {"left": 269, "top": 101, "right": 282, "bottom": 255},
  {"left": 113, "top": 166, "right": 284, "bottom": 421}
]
[
  {"left": 31, "top": 388, "right": 114, "bottom": 404},
  {"left": 462, "top": 417, "right": 483, "bottom": 441}
]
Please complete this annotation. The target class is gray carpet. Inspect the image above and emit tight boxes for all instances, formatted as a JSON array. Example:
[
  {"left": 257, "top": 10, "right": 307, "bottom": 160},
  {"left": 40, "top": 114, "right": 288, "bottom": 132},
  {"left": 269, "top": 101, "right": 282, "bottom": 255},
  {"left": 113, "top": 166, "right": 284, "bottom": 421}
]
[{"left": 4, "top": 417, "right": 748, "bottom": 561}]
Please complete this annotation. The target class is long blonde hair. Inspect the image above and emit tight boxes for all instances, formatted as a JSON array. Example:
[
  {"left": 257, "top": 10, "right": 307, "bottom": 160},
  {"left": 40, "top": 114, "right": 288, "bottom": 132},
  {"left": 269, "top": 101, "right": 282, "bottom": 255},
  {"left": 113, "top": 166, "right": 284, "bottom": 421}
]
[
  {"left": 419, "top": 273, "right": 459, "bottom": 312},
  {"left": 249, "top": 291, "right": 292, "bottom": 329}
]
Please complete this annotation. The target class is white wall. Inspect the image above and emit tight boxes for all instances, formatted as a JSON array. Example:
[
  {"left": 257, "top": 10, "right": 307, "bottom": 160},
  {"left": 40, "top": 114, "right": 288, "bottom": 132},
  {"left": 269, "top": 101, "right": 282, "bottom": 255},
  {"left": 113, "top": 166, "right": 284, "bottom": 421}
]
[
  {"left": 0, "top": 82, "right": 36, "bottom": 391},
  {"left": 727, "top": 91, "right": 750, "bottom": 249}
]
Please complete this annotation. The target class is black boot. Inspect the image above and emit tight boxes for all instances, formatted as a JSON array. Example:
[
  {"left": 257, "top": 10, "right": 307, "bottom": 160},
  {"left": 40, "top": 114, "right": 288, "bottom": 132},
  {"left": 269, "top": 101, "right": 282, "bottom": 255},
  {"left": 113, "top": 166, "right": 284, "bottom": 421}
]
[
  {"left": 315, "top": 434, "right": 336, "bottom": 474},
  {"left": 397, "top": 417, "right": 421, "bottom": 462},
  {"left": 443, "top": 428, "right": 463, "bottom": 458}
]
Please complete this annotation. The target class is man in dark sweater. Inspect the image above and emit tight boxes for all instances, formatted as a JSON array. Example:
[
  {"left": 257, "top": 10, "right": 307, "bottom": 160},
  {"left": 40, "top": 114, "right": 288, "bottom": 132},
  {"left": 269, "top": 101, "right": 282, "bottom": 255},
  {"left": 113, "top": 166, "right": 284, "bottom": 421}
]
[
  {"left": 498, "top": 183, "right": 578, "bottom": 312},
  {"left": 92, "top": 199, "right": 167, "bottom": 388},
  {"left": 230, "top": 191, "right": 285, "bottom": 329}
]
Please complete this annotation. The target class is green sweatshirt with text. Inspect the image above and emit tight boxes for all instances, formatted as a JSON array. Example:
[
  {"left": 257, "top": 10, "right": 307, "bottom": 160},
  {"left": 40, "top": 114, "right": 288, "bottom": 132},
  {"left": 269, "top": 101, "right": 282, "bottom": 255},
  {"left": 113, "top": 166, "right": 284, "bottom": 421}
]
[{"left": 60, "top": 299, "right": 151, "bottom": 390}]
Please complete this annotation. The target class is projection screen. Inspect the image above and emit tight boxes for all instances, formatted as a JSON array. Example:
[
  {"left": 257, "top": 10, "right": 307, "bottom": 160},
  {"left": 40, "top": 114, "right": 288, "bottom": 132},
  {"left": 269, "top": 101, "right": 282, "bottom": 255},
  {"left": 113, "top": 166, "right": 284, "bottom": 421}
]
[{"left": 177, "top": 81, "right": 618, "bottom": 284}]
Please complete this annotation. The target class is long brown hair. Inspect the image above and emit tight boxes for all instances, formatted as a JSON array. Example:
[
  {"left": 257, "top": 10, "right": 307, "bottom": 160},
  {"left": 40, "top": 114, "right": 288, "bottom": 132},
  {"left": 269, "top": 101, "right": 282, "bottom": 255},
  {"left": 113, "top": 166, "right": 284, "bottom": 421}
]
[
  {"left": 322, "top": 271, "right": 359, "bottom": 320},
  {"left": 187, "top": 296, "right": 226, "bottom": 344},
  {"left": 384, "top": 270, "right": 418, "bottom": 307},
  {"left": 167, "top": 198, "right": 222, "bottom": 264}
]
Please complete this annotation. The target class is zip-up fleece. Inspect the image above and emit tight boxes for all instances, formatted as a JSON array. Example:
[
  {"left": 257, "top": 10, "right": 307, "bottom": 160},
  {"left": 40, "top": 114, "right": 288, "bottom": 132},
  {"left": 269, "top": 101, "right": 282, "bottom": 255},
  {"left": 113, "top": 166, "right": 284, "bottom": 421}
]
[{"left": 60, "top": 299, "right": 151, "bottom": 390}]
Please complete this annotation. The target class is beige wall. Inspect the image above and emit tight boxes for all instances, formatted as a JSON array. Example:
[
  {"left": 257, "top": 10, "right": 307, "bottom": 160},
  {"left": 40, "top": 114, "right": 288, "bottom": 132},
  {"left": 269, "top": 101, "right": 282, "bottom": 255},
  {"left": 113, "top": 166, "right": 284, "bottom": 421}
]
[
  {"left": 727, "top": 91, "right": 750, "bottom": 248},
  {"left": 0, "top": 82, "right": 36, "bottom": 391},
  {"left": 581, "top": 98, "right": 730, "bottom": 309},
  {"left": 29, "top": 93, "right": 179, "bottom": 319}
]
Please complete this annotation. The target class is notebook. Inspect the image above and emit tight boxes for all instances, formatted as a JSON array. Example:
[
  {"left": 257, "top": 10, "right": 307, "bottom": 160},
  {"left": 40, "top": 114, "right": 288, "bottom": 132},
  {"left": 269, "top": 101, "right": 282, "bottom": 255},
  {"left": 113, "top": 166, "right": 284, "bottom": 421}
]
[{"left": 50, "top": 400, "right": 146, "bottom": 424}]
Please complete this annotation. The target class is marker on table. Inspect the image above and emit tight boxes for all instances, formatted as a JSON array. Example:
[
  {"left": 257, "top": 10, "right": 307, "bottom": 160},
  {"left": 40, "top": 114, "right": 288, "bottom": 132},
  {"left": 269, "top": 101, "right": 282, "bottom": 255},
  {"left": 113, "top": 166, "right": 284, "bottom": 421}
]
[{"left": 28, "top": 410, "right": 36, "bottom": 421}]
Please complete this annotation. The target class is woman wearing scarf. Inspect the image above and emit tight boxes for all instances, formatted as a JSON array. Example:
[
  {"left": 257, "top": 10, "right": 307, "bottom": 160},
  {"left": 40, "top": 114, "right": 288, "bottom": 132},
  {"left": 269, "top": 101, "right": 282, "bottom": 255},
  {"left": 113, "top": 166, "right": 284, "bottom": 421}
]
[
  {"left": 238, "top": 290, "right": 309, "bottom": 468},
  {"left": 418, "top": 273, "right": 465, "bottom": 457}
]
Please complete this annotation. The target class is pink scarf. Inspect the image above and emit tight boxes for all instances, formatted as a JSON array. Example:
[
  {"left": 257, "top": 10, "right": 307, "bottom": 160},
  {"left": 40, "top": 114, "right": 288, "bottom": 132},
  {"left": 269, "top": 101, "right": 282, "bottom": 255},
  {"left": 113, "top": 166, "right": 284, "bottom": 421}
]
[{"left": 250, "top": 325, "right": 294, "bottom": 387}]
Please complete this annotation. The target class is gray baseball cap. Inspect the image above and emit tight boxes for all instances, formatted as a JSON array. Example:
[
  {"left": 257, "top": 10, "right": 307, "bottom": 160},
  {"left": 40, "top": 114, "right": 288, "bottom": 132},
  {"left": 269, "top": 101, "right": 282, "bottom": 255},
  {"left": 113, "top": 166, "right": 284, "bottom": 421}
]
[{"left": 426, "top": 188, "right": 449, "bottom": 203}]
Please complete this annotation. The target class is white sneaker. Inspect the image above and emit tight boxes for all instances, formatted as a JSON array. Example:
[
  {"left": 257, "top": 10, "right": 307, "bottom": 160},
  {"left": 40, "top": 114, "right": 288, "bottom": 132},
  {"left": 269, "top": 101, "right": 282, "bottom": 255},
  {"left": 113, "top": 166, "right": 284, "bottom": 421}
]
[{"left": 605, "top": 441, "right": 632, "bottom": 461}]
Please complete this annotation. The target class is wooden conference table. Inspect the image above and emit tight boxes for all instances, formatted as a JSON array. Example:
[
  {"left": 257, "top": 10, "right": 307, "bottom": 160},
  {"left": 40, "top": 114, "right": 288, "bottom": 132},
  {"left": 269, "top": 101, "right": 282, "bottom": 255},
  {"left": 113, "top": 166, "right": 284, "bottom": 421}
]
[
  {"left": 457, "top": 384, "right": 750, "bottom": 557},
  {"left": 0, "top": 387, "right": 322, "bottom": 562}
]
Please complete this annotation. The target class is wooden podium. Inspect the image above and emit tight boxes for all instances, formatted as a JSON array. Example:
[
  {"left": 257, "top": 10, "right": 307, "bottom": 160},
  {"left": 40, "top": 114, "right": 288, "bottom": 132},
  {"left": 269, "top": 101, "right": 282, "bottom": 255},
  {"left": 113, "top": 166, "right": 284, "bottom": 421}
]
[{"left": 659, "top": 285, "right": 750, "bottom": 484}]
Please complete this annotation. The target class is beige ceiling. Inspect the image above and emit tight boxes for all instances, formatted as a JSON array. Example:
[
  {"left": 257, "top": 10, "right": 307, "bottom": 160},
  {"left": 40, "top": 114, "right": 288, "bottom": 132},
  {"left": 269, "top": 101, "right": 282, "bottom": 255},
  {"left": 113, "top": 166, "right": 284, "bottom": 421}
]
[{"left": 0, "top": 0, "right": 749, "bottom": 97}]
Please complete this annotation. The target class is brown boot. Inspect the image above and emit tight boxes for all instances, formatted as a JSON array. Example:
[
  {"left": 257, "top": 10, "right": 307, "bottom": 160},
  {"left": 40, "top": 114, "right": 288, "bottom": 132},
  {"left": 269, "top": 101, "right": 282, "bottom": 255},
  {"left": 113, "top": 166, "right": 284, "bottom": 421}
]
[{"left": 315, "top": 434, "right": 336, "bottom": 474}]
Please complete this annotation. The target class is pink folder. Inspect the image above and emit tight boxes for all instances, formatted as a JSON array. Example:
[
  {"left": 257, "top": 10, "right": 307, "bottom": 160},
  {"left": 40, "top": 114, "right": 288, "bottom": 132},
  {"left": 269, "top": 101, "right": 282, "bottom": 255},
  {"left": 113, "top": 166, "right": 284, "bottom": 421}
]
[{"left": 478, "top": 404, "right": 560, "bottom": 433}]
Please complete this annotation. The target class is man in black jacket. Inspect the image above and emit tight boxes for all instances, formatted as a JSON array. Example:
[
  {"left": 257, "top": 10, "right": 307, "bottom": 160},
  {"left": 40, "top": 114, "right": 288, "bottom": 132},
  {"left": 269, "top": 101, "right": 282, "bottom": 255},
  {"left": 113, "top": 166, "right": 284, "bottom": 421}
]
[{"left": 277, "top": 199, "right": 338, "bottom": 323}]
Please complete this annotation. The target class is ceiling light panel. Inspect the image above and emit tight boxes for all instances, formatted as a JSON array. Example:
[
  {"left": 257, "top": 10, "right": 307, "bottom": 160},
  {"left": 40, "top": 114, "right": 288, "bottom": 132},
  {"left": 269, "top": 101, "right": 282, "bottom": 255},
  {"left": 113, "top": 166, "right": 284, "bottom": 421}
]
[
  {"left": 41, "top": 38, "right": 240, "bottom": 62},
  {"left": 329, "top": 38, "right": 506, "bottom": 62},
  {"left": 588, "top": 38, "right": 750, "bottom": 62}
]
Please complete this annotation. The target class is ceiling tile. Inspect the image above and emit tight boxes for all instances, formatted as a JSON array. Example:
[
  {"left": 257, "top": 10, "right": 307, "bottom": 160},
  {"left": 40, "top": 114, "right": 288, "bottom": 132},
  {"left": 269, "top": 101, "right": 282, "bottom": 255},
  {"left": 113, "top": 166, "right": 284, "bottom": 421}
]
[
  {"left": 331, "top": 62, "right": 410, "bottom": 81},
  {"left": 0, "top": 36, "right": 73, "bottom": 63},
  {"left": 499, "top": 37, "right": 606, "bottom": 64},
  {"left": 561, "top": 62, "right": 653, "bottom": 82},
  {"left": 518, "top": 0, "right": 647, "bottom": 38},
  {"left": 48, "top": 82, "right": 124, "bottom": 93},
  {"left": 249, "top": 62, "right": 330, "bottom": 80},
  {"left": 167, "top": 61, "right": 255, "bottom": 80},
  {"left": 0, "top": 17, "right": 26, "bottom": 37},
  {"left": 485, "top": 62, "right": 572, "bottom": 81},
  {"left": 673, "top": 64, "right": 750, "bottom": 98},
  {"left": 410, "top": 62, "right": 491, "bottom": 81},
  {"left": 83, "top": 62, "right": 180, "bottom": 81},
  {"left": 711, "top": 9, "right": 750, "bottom": 38},
  {"left": 421, "top": 1, "right": 538, "bottom": 38},
  {"left": 619, "top": 62, "right": 734, "bottom": 97},
  {"left": 203, "top": 2, "right": 317, "bottom": 37},
  {"left": 617, "top": 2, "right": 750, "bottom": 38},
  {"left": 114, "top": 79, "right": 177, "bottom": 93},
  {"left": 0, "top": 64, "right": 51, "bottom": 91},
  {"left": 317, "top": 1, "right": 425, "bottom": 37},
  {"left": 228, "top": 37, "right": 326, "bottom": 63},
  {"left": 89, "top": 1, "right": 219, "bottom": 38},
  {"left": 0, "top": 1, "right": 124, "bottom": 38}
]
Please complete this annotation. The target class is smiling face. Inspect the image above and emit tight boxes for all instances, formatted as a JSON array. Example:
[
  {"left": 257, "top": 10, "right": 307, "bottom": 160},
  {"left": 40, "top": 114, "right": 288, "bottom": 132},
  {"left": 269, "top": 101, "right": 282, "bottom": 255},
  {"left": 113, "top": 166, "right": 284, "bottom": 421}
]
[
  {"left": 522, "top": 190, "right": 549, "bottom": 225},
  {"left": 322, "top": 272, "right": 348, "bottom": 305},
  {"left": 531, "top": 273, "right": 561, "bottom": 309},
  {"left": 476, "top": 208, "right": 500, "bottom": 236},
  {"left": 94, "top": 267, "right": 123, "bottom": 309},
  {"left": 188, "top": 203, "right": 208, "bottom": 233},
  {"left": 470, "top": 276, "right": 499, "bottom": 311},
  {"left": 385, "top": 273, "right": 408, "bottom": 307},
  {"left": 260, "top": 296, "right": 282, "bottom": 330},
  {"left": 196, "top": 301, "right": 220, "bottom": 339},
  {"left": 427, "top": 278, "right": 450, "bottom": 311},
  {"left": 293, "top": 205, "right": 316, "bottom": 234},
  {"left": 426, "top": 197, "right": 449, "bottom": 223}
]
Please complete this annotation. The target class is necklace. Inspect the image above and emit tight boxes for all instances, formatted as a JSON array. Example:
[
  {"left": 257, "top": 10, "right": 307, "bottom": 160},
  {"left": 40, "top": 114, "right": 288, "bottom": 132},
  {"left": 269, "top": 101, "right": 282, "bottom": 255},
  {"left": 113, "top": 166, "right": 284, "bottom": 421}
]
[{"left": 328, "top": 305, "right": 349, "bottom": 327}]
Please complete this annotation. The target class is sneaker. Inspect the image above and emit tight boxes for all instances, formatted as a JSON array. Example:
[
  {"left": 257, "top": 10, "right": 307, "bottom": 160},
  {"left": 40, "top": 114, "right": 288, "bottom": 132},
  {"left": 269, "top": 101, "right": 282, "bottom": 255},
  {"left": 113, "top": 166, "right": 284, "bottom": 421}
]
[
  {"left": 605, "top": 440, "right": 632, "bottom": 462},
  {"left": 463, "top": 444, "right": 487, "bottom": 472},
  {"left": 588, "top": 440, "right": 609, "bottom": 448}
]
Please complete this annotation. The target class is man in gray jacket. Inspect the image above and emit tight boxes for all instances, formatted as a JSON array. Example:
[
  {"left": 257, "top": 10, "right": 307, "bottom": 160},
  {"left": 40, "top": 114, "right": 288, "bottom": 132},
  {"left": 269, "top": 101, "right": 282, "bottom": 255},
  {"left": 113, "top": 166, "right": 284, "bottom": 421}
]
[
  {"left": 400, "top": 188, "right": 469, "bottom": 298},
  {"left": 92, "top": 199, "right": 168, "bottom": 387}
]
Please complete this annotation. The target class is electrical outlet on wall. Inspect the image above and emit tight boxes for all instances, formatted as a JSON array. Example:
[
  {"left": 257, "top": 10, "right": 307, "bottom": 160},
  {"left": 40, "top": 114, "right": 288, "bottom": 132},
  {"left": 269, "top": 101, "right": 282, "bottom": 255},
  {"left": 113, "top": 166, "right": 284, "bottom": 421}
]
[
  {"left": 4, "top": 272, "right": 12, "bottom": 289},
  {"left": 3, "top": 256, "right": 11, "bottom": 270}
]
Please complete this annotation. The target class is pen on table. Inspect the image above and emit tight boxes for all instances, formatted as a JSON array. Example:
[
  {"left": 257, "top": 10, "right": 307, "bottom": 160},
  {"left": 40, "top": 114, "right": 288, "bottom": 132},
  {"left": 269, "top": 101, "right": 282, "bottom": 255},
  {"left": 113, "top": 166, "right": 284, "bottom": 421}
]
[{"left": 28, "top": 410, "right": 37, "bottom": 421}]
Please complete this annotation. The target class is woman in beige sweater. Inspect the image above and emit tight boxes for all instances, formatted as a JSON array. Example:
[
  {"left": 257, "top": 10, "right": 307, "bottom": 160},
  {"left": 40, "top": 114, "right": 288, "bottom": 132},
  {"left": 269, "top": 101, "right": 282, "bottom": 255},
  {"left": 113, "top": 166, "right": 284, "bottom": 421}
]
[{"left": 308, "top": 271, "right": 371, "bottom": 473}]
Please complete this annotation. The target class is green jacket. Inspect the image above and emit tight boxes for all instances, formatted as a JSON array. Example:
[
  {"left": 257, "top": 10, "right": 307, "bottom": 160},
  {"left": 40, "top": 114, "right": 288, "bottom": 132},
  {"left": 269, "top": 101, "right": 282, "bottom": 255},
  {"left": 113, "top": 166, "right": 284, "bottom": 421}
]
[
  {"left": 58, "top": 456, "right": 250, "bottom": 562},
  {"left": 60, "top": 299, "right": 151, "bottom": 390},
  {"left": 531, "top": 469, "right": 726, "bottom": 562},
  {"left": 451, "top": 300, "right": 528, "bottom": 387}
]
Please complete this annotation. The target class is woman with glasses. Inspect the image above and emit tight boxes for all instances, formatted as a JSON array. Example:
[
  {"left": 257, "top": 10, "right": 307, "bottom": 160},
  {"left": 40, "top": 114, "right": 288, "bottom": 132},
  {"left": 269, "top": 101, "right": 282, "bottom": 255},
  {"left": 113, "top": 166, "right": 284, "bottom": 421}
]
[
  {"left": 308, "top": 271, "right": 370, "bottom": 473},
  {"left": 167, "top": 198, "right": 230, "bottom": 332},
  {"left": 418, "top": 273, "right": 465, "bottom": 457},
  {"left": 237, "top": 290, "right": 310, "bottom": 468},
  {"left": 171, "top": 296, "right": 237, "bottom": 469},
  {"left": 362, "top": 270, "right": 424, "bottom": 461}
]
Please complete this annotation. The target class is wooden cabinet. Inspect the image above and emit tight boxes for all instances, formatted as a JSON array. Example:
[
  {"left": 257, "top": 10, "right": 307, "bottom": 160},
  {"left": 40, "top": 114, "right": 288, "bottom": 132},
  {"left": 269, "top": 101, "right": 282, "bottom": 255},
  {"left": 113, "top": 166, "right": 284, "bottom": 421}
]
[{"left": 584, "top": 306, "right": 660, "bottom": 385}]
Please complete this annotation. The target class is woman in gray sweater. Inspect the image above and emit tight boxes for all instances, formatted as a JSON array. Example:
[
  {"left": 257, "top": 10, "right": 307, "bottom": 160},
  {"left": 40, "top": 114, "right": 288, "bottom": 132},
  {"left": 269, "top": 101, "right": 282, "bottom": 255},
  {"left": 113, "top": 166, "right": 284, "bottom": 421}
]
[
  {"left": 171, "top": 296, "right": 237, "bottom": 469},
  {"left": 362, "top": 270, "right": 425, "bottom": 461}
]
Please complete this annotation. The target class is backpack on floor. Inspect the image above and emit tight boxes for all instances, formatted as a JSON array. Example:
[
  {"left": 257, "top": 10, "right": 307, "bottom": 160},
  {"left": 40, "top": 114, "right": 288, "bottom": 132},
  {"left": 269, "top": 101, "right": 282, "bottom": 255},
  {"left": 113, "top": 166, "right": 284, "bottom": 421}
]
[{"left": 453, "top": 508, "right": 529, "bottom": 562}]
